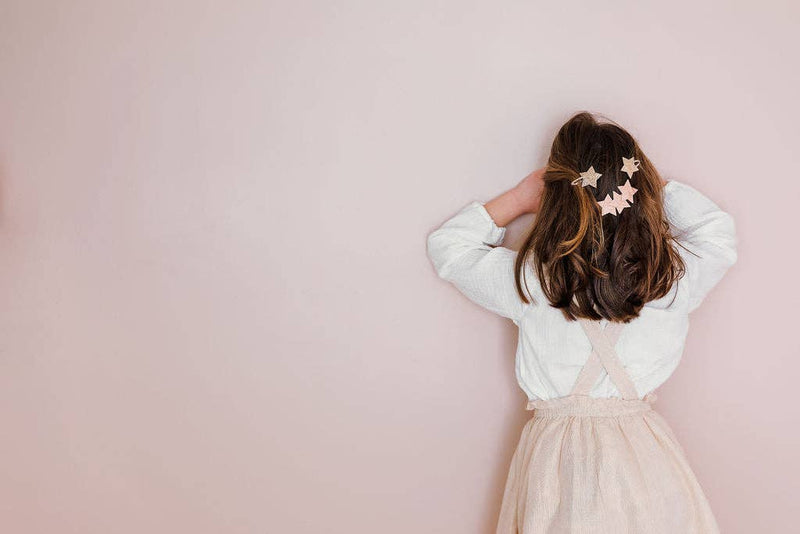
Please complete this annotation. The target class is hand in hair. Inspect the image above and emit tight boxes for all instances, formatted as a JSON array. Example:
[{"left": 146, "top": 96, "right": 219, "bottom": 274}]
[
  {"left": 516, "top": 168, "right": 546, "bottom": 213},
  {"left": 484, "top": 167, "right": 545, "bottom": 227}
]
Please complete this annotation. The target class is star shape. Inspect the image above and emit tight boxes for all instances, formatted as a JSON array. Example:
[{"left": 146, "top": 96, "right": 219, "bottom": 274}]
[
  {"left": 620, "top": 157, "right": 640, "bottom": 179},
  {"left": 616, "top": 179, "right": 638, "bottom": 204},
  {"left": 597, "top": 193, "right": 617, "bottom": 216},
  {"left": 577, "top": 166, "right": 602, "bottom": 188},
  {"left": 610, "top": 192, "right": 631, "bottom": 214}
]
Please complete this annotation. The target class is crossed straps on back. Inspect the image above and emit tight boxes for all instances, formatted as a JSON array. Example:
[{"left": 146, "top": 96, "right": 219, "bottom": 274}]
[{"left": 571, "top": 317, "right": 639, "bottom": 400}]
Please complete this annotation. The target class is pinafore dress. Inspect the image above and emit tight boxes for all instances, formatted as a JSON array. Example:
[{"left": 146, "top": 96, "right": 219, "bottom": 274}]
[{"left": 495, "top": 317, "right": 720, "bottom": 534}]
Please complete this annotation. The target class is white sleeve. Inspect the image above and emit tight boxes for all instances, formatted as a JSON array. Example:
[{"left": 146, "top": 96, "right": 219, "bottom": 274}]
[
  {"left": 426, "top": 200, "right": 526, "bottom": 323},
  {"left": 663, "top": 180, "right": 738, "bottom": 313}
]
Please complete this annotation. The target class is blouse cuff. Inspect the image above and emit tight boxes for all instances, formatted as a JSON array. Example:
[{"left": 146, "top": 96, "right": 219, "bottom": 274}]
[{"left": 469, "top": 200, "right": 507, "bottom": 245}]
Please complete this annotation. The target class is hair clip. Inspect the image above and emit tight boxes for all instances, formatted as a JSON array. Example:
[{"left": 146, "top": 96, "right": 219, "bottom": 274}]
[
  {"left": 620, "top": 156, "right": 641, "bottom": 179},
  {"left": 595, "top": 156, "right": 641, "bottom": 216},
  {"left": 571, "top": 166, "right": 602, "bottom": 188},
  {"left": 597, "top": 179, "right": 638, "bottom": 216},
  {"left": 570, "top": 157, "right": 640, "bottom": 216}
]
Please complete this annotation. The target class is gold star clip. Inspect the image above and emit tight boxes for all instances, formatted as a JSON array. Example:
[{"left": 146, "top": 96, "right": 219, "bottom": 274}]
[
  {"left": 609, "top": 192, "right": 631, "bottom": 214},
  {"left": 597, "top": 194, "right": 617, "bottom": 216},
  {"left": 616, "top": 179, "right": 638, "bottom": 204},
  {"left": 570, "top": 166, "right": 602, "bottom": 188},
  {"left": 620, "top": 156, "right": 641, "bottom": 179}
]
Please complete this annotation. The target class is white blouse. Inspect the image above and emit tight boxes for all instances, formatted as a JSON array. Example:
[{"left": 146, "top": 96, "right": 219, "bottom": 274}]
[{"left": 426, "top": 180, "right": 738, "bottom": 400}]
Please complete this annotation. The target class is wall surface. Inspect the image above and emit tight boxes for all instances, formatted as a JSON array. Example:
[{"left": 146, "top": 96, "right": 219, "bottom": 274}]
[{"left": 1, "top": 1, "right": 798, "bottom": 532}]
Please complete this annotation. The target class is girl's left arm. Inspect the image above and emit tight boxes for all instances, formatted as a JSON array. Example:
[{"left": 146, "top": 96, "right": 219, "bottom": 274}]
[{"left": 425, "top": 170, "right": 544, "bottom": 323}]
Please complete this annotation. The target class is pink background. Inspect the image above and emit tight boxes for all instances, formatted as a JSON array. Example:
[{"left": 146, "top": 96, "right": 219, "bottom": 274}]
[{"left": 1, "top": 1, "right": 797, "bottom": 532}]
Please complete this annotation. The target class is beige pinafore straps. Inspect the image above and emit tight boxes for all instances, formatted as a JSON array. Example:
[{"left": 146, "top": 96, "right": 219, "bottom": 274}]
[{"left": 571, "top": 318, "right": 639, "bottom": 400}]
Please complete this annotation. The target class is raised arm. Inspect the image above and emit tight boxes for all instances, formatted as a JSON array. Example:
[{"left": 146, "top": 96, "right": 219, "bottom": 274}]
[
  {"left": 425, "top": 169, "right": 544, "bottom": 323},
  {"left": 663, "top": 179, "right": 738, "bottom": 312},
  {"left": 483, "top": 168, "right": 543, "bottom": 226}
]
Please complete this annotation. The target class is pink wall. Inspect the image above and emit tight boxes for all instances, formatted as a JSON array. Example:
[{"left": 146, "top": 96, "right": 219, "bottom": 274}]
[{"left": 0, "top": 1, "right": 797, "bottom": 532}]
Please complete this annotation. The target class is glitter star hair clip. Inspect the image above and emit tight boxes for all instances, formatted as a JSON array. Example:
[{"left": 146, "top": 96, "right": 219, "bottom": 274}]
[
  {"left": 597, "top": 178, "right": 638, "bottom": 216},
  {"left": 571, "top": 156, "right": 640, "bottom": 216},
  {"left": 571, "top": 166, "right": 602, "bottom": 188}
]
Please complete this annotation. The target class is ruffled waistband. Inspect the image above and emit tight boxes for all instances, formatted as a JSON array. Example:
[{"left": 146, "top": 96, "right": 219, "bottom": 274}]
[{"left": 526, "top": 392, "right": 657, "bottom": 417}]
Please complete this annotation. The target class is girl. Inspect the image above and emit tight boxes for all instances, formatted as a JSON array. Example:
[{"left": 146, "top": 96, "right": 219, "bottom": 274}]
[{"left": 426, "top": 112, "right": 737, "bottom": 533}]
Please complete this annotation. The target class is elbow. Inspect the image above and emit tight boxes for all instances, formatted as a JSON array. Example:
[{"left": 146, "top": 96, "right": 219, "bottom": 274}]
[
  {"left": 719, "top": 246, "right": 738, "bottom": 273},
  {"left": 703, "top": 212, "right": 738, "bottom": 272},
  {"left": 721, "top": 212, "right": 739, "bottom": 268},
  {"left": 704, "top": 209, "right": 738, "bottom": 266},
  {"left": 686, "top": 211, "right": 739, "bottom": 271},
  {"left": 426, "top": 229, "right": 459, "bottom": 280},
  {"left": 426, "top": 230, "right": 448, "bottom": 279}
]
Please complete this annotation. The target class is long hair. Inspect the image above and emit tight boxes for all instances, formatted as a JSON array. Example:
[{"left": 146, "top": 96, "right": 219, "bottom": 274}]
[{"left": 514, "top": 111, "right": 686, "bottom": 323}]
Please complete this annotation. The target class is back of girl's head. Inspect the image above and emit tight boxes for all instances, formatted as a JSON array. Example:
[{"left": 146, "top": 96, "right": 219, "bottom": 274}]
[{"left": 514, "top": 111, "right": 686, "bottom": 323}]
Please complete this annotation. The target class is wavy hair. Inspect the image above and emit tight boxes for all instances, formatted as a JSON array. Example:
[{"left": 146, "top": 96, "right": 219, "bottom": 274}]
[{"left": 514, "top": 111, "right": 686, "bottom": 322}]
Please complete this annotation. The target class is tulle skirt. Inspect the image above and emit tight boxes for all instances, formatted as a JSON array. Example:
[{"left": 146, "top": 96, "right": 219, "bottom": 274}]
[{"left": 495, "top": 394, "right": 720, "bottom": 534}]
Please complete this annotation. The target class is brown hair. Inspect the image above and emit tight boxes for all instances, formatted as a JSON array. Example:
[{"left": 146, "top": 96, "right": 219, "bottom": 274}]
[{"left": 514, "top": 111, "right": 686, "bottom": 323}]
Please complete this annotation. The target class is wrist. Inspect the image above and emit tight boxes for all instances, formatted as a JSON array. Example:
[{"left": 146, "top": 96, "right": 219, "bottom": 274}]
[
  {"left": 510, "top": 184, "right": 533, "bottom": 215},
  {"left": 485, "top": 188, "right": 526, "bottom": 227}
]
